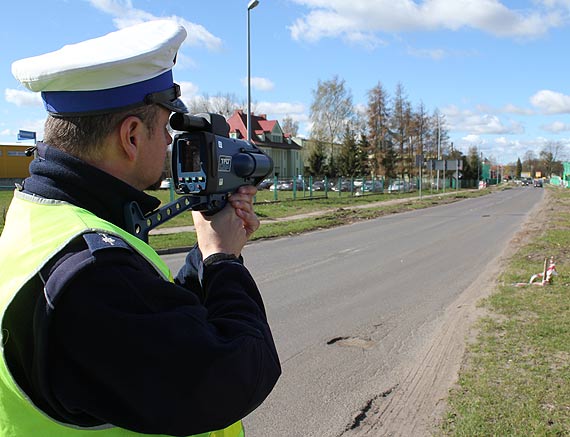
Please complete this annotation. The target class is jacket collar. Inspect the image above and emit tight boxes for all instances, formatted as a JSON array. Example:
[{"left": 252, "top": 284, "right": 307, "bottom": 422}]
[{"left": 22, "top": 142, "right": 161, "bottom": 231}]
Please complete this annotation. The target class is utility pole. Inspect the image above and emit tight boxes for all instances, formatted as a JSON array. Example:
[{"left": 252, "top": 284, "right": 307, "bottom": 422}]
[
  {"left": 246, "top": 0, "right": 259, "bottom": 142},
  {"left": 436, "top": 116, "right": 441, "bottom": 191}
]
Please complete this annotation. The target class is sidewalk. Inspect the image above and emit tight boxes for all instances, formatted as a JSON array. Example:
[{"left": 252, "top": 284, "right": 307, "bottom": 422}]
[{"left": 149, "top": 190, "right": 467, "bottom": 236}]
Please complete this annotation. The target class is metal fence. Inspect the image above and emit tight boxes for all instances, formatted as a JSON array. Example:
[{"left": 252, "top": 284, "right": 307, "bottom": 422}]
[{"left": 257, "top": 176, "right": 480, "bottom": 201}]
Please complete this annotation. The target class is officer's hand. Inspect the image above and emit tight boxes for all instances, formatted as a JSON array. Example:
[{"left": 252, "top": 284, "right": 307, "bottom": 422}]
[
  {"left": 192, "top": 202, "right": 249, "bottom": 259},
  {"left": 228, "top": 185, "right": 260, "bottom": 238}
]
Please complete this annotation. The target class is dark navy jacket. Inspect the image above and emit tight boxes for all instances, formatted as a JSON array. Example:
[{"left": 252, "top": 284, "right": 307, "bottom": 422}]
[{"left": 3, "top": 143, "right": 280, "bottom": 436}]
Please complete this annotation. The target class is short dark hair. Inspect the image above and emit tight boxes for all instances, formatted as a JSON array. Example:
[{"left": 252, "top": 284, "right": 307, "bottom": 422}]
[{"left": 43, "top": 104, "right": 161, "bottom": 159}]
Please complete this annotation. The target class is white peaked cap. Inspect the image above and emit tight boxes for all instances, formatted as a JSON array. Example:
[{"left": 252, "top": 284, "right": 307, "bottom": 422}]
[{"left": 11, "top": 20, "right": 188, "bottom": 115}]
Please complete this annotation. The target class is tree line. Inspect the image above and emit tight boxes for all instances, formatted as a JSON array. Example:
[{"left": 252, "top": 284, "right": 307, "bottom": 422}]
[
  {"left": 184, "top": 79, "right": 566, "bottom": 181},
  {"left": 307, "top": 75, "right": 565, "bottom": 181},
  {"left": 307, "top": 75, "right": 455, "bottom": 180},
  {"left": 514, "top": 143, "right": 564, "bottom": 178}
]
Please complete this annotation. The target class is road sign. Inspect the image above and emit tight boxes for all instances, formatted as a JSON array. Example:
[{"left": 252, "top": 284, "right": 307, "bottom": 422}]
[{"left": 17, "top": 130, "right": 36, "bottom": 141}]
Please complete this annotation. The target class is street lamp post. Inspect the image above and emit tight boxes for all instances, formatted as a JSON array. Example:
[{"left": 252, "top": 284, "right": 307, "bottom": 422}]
[
  {"left": 477, "top": 148, "right": 480, "bottom": 183},
  {"left": 247, "top": 0, "right": 259, "bottom": 142}
]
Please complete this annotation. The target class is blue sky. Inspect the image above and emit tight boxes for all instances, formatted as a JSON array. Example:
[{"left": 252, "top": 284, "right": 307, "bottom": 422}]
[{"left": 2, "top": 0, "right": 570, "bottom": 165}]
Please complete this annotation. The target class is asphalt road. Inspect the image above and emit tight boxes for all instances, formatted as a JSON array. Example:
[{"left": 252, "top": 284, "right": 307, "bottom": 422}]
[{"left": 162, "top": 186, "right": 545, "bottom": 437}]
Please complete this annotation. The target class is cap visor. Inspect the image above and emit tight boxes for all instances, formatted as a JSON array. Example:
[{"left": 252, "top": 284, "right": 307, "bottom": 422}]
[{"left": 160, "top": 98, "right": 188, "bottom": 113}]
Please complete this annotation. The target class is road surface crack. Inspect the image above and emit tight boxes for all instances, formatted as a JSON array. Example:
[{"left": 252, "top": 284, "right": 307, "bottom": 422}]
[{"left": 343, "top": 385, "right": 399, "bottom": 433}]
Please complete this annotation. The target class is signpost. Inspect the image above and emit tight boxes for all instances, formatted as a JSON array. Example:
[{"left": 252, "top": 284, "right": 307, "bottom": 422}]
[
  {"left": 415, "top": 155, "right": 424, "bottom": 199},
  {"left": 425, "top": 159, "right": 463, "bottom": 192},
  {"left": 17, "top": 130, "right": 36, "bottom": 141}
]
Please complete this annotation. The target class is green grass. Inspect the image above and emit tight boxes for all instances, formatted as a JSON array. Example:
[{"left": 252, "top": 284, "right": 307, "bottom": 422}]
[
  {"left": 1, "top": 186, "right": 493, "bottom": 250},
  {"left": 0, "top": 190, "right": 14, "bottom": 234},
  {"left": 441, "top": 187, "right": 570, "bottom": 436}
]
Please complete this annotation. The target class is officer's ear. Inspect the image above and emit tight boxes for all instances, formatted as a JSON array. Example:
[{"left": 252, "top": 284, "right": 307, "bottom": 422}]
[{"left": 118, "top": 115, "right": 146, "bottom": 161}]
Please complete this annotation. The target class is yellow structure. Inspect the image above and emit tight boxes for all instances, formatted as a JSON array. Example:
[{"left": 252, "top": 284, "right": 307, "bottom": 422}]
[{"left": 0, "top": 143, "right": 33, "bottom": 179}]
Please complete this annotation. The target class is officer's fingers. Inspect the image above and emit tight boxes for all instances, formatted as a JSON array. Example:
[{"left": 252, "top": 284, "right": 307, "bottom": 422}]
[
  {"left": 236, "top": 208, "right": 260, "bottom": 235},
  {"left": 228, "top": 191, "right": 255, "bottom": 206},
  {"left": 229, "top": 198, "right": 255, "bottom": 216},
  {"left": 236, "top": 185, "right": 257, "bottom": 196}
]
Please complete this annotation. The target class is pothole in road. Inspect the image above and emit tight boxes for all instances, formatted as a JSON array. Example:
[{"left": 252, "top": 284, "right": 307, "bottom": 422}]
[{"left": 327, "top": 336, "right": 375, "bottom": 350}]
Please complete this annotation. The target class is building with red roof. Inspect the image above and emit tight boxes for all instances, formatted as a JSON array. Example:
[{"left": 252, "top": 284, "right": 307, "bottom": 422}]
[{"left": 227, "top": 110, "right": 303, "bottom": 178}]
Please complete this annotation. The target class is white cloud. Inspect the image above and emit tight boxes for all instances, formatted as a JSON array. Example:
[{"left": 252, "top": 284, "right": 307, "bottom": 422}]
[
  {"left": 461, "top": 134, "right": 482, "bottom": 143},
  {"left": 289, "top": 0, "right": 564, "bottom": 46},
  {"left": 88, "top": 0, "right": 223, "bottom": 51},
  {"left": 5, "top": 89, "right": 43, "bottom": 107},
  {"left": 241, "top": 77, "right": 275, "bottom": 92},
  {"left": 179, "top": 81, "right": 200, "bottom": 99},
  {"left": 344, "top": 32, "right": 386, "bottom": 50},
  {"left": 443, "top": 104, "right": 525, "bottom": 135},
  {"left": 540, "top": 0, "right": 570, "bottom": 9},
  {"left": 255, "top": 101, "right": 306, "bottom": 118},
  {"left": 541, "top": 121, "right": 570, "bottom": 133},
  {"left": 457, "top": 134, "right": 529, "bottom": 163},
  {"left": 407, "top": 47, "right": 447, "bottom": 60},
  {"left": 1, "top": 118, "right": 46, "bottom": 141},
  {"left": 474, "top": 103, "right": 535, "bottom": 115},
  {"left": 501, "top": 103, "right": 535, "bottom": 115},
  {"left": 530, "top": 90, "right": 570, "bottom": 114}
]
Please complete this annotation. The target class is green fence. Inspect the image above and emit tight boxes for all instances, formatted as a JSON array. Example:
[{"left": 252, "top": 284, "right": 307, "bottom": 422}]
[{"left": 257, "top": 175, "right": 481, "bottom": 201}]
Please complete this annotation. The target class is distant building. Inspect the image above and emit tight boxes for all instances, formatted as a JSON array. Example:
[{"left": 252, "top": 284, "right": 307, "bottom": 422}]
[
  {"left": 226, "top": 110, "right": 303, "bottom": 178},
  {"left": 0, "top": 143, "right": 33, "bottom": 188}
]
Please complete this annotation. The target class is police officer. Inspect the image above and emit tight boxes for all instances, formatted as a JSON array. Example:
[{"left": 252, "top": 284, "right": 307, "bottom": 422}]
[{"left": 0, "top": 20, "right": 280, "bottom": 436}]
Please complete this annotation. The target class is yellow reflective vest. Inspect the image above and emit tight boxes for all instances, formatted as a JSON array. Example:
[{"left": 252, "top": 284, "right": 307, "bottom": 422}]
[{"left": 0, "top": 191, "right": 244, "bottom": 437}]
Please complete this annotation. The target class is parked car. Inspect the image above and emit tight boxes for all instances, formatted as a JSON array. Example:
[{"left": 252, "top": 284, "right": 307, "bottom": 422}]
[
  {"left": 312, "top": 180, "right": 326, "bottom": 191},
  {"left": 331, "top": 181, "right": 353, "bottom": 192},
  {"left": 269, "top": 182, "right": 288, "bottom": 191},
  {"left": 257, "top": 178, "right": 273, "bottom": 190},
  {"left": 159, "top": 179, "right": 171, "bottom": 189},
  {"left": 387, "top": 180, "right": 411, "bottom": 193},
  {"left": 269, "top": 180, "right": 303, "bottom": 191},
  {"left": 534, "top": 179, "right": 543, "bottom": 188},
  {"left": 361, "top": 180, "right": 384, "bottom": 192}
]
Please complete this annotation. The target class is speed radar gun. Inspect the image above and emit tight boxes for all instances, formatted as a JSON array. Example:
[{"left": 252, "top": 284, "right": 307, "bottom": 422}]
[{"left": 125, "top": 112, "right": 273, "bottom": 242}]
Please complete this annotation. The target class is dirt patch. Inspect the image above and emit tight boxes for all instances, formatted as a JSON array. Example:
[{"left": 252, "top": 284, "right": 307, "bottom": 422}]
[{"left": 342, "top": 189, "right": 551, "bottom": 437}]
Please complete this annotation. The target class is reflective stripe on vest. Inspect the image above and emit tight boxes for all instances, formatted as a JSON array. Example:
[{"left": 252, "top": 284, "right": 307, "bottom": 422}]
[{"left": 0, "top": 191, "right": 244, "bottom": 437}]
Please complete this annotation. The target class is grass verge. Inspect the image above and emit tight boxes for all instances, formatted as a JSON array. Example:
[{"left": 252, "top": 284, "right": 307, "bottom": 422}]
[
  {"left": 148, "top": 191, "right": 493, "bottom": 251},
  {"left": 441, "top": 187, "right": 570, "bottom": 436},
  {"left": 1, "top": 186, "right": 495, "bottom": 249}
]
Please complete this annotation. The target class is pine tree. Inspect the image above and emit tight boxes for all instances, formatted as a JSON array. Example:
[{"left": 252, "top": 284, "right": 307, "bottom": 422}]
[
  {"left": 382, "top": 139, "right": 397, "bottom": 180},
  {"left": 366, "top": 82, "right": 391, "bottom": 177},
  {"left": 308, "top": 140, "right": 327, "bottom": 177},
  {"left": 338, "top": 125, "right": 361, "bottom": 177},
  {"left": 358, "top": 134, "right": 373, "bottom": 177}
]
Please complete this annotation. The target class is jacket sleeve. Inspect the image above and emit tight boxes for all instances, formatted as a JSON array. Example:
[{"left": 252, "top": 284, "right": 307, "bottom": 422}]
[
  {"left": 48, "top": 247, "right": 281, "bottom": 436},
  {"left": 174, "top": 243, "right": 203, "bottom": 298}
]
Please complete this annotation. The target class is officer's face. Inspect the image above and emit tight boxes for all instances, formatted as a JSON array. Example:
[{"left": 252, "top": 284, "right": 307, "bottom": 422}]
[{"left": 139, "top": 107, "right": 172, "bottom": 190}]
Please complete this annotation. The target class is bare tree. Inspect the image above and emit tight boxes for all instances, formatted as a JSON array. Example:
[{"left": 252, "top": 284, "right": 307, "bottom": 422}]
[
  {"left": 431, "top": 109, "right": 450, "bottom": 159},
  {"left": 390, "top": 82, "right": 412, "bottom": 178},
  {"left": 540, "top": 141, "right": 564, "bottom": 177},
  {"left": 187, "top": 92, "right": 242, "bottom": 119},
  {"left": 309, "top": 75, "right": 354, "bottom": 158},
  {"left": 411, "top": 102, "right": 430, "bottom": 158},
  {"left": 281, "top": 115, "right": 299, "bottom": 137},
  {"left": 366, "top": 81, "right": 391, "bottom": 176},
  {"left": 522, "top": 150, "right": 537, "bottom": 173},
  {"left": 187, "top": 95, "right": 210, "bottom": 115}
]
